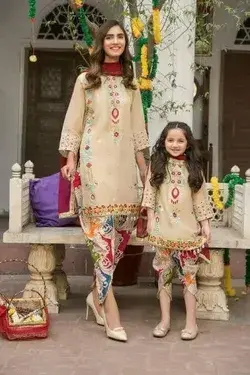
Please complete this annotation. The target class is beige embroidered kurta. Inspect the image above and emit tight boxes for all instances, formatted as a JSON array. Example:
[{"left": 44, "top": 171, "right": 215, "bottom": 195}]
[
  {"left": 142, "top": 159, "right": 213, "bottom": 250},
  {"left": 59, "top": 72, "right": 149, "bottom": 218}
]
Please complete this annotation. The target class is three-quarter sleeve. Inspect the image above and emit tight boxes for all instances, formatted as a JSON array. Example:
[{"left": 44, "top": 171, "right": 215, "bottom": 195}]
[
  {"left": 141, "top": 165, "right": 157, "bottom": 210},
  {"left": 131, "top": 86, "right": 149, "bottom": 152},
  {"left": 192, "top": 181, "right": 213, "bottom": 222},
  {"left": 59, "top": 74, "right": 86, "bottom": 157}
]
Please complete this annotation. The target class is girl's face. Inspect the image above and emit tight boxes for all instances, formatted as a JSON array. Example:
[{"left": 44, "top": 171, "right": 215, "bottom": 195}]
[
  {"left": 103, "top": 25, "right": 126, "bottom": 62},
  {"left": 165, "top": 129, "right": 188, "bottom": 157}
]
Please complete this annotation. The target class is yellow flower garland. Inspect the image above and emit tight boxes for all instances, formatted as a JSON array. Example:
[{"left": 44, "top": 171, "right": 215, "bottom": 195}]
[
  {"left": 74, "top": 0, "right": 84, "bottom": 8},
  {"left": 152, "top": 8, "right": 162, "bottom": 44},
  {"left": 131, "top": 17, "right": 144, "bottom": 39},
  {"left": 210, "top": 176, "right": 224, "bottom": 210},
  {"left": 141, "top": 44, "right": 149, "bottom": 78},
  {"left": 139, "top": 78, "right": 152, "bottom": 90},
  {"left": 224, "top": 265, "right": 236, "bottom": 297}
]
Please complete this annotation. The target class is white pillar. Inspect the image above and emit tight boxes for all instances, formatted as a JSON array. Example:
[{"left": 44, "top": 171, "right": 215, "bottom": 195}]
[{"left": 149, "top": 0, "right": 197, "bottom": 147}]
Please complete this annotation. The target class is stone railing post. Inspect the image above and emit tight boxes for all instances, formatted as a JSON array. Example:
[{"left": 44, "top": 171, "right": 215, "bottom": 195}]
[
  {"left": 23, "top": 160, "right": 35, "bottom": 180},
  {"left": 196, "top": 250, "right": 229, "bottom": 321},
  {"left": 9, "top": 163, "right": 22, "bottom": 233},
  {"left": 227, "top": 165, "right": 240, "bottom": 227}
]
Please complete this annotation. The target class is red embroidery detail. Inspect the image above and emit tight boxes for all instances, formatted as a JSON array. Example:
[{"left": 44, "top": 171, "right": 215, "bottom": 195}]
[
  {"left": 114, "top": 132, "right": 119, "bottom": 137},
  {"left": 171, "top": 187, "right": 180, "bottom": 200},
  {"left": 112, "top": 108, "right": 119, "bottom": 120},
  {"left": 86, "top": 162, "right": 92, "bottom": 168},
  {"left": 73, "top": 172, "right": 81, "bottom": 188}
]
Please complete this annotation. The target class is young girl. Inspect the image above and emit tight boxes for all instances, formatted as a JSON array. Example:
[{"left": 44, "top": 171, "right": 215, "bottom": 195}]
[
  {"left": 59, "top": 20, "right": 148, "bottom": 342},
  {"left": 142, "top": 122, "right": 213, "bottom": 340}
]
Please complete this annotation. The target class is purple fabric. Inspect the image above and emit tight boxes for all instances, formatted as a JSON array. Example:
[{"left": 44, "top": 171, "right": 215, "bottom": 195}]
[{"left": 29, "top": 173, "right": 75, "bottom": 227}]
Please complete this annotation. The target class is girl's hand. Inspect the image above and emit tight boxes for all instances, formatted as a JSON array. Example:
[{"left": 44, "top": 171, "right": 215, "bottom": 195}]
[{"left": 201, "top": 220, "right": 211, "bottom": 243}]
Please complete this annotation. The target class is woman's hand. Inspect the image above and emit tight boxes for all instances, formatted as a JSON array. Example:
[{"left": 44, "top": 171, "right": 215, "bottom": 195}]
[
  {"left": 61, "top": 152, "right": 76, "bottom": 181},
  {"left": 200, "top": 219, "right": 211, "bottom": 243}
]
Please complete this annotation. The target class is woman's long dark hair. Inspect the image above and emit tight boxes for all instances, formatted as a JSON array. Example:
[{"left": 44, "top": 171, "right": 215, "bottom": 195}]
[
  {"left": 86, "top": 20, "right": 136, "bottom": 90},
  {"left": 150, "top": 122, "right": 203, "bottom": 193}
]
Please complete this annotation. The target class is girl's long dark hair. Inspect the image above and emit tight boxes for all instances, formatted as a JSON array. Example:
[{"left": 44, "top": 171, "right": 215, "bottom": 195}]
[
  {"left": 150, "top": 122, "right": 203, "bottom": 193},
  {"left": 86, "top": 20, "right": 136, "bottom": 90}
]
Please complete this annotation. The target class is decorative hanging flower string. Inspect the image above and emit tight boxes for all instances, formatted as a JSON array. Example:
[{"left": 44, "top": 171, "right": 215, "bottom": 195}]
[
  {"left": 211, "top": 174, "right": 245, "bottom": 210},
  {"left": 152, "top": 0, "right": 162, "bottom": 44},
  {"left": 210, "top": 177, "right": 224, "bottom": 210},
  {"left": 74, "top": 0, "right": 84, "bottom": 8},
  {"left": 78, "top": 6, "right": 93, "bottom": 48},
  {"left": 131, "top": 17, "right": 144, "bottom": 39},
  {"left": 28, "top": 0, "right": 37, "bottom": 62},
  {"left": 223, "top": 248, "right": 236, "bottom": 297}
]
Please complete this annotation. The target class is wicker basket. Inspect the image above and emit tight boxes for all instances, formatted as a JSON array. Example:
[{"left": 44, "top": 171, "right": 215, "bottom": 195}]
[
  {"left": 0, "top": 298, "right": 49, "bottom": 340},
  {"left": 0, "top": 259, "right": 50, "bottom": 340}
]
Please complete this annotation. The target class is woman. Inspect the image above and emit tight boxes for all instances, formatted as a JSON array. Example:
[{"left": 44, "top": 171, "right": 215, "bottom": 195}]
[{"left": 59, "top": 20, "right": 149, "bottom": 342}]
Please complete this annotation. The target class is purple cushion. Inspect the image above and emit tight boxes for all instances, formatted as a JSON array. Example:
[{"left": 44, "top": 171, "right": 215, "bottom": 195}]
[{"left": 29, "top": 173, "right": 75, "bottom": 227}]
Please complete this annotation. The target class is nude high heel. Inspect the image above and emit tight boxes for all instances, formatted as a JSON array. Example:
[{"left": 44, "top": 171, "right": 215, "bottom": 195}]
[
  {"left": 86, "top": 292, "right": 104, "bottom": 326},
  {"left": 101, "top": 308, "right": 127, "bottom": 342}
]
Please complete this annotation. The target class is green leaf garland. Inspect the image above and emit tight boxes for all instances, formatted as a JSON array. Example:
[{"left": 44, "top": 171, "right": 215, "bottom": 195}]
[
  {"left": 78, "top": 7, "right": 93, "bottom": 47},
  {"left": 222, "top": 174, "right": 245, "bottom": 209},
  {"left": 28, "top": 0, "right": 36, "bottom": 19}
]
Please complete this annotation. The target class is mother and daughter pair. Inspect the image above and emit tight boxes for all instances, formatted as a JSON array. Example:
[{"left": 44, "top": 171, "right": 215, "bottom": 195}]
[{"left": 59, "top": 19, "right": 213, "bottom": 342}]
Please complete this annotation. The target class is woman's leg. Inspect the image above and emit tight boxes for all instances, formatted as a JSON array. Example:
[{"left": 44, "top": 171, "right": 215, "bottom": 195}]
[{"left": 103, "top": 216, "right": 133, "bottom": 329}]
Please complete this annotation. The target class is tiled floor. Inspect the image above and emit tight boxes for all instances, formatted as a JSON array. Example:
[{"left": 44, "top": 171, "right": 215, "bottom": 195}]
[{"left": 0, "top": 276, "right": 250, "bottom": 375}]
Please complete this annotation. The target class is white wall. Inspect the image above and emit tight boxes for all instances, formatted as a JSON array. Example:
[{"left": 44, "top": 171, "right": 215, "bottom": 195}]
[{"left": 0, "top": 0, "right": 122, "bottom": 214}]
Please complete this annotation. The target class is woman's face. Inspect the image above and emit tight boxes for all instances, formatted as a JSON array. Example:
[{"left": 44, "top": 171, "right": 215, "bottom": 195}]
[{"left": 103, "top": 25, "right": 126, "bottom": 62}]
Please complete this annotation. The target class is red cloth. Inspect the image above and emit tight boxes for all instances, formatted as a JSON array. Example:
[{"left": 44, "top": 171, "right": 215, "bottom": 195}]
[{"left": 101, "top": 62, "right": 123, "bottom": 76}]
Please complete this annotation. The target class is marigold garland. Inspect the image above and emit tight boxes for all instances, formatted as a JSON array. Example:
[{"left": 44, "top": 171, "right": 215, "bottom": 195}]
[
  {"left": 210, "top": 177, "right": 224, "bottom": 210},
  {"left": 131, "top": 17, "right": 144, "bottom": 39},
  {"left": 152, "top": 8, "right": 162, "bottom": 44},
  {"left": 223, "top": 249, "right": 236, "bottom": 297},
  {"left": 74, "top": 0, "right": 84, "bottom": 8},
  {"left": 141, "top": 45, "right": 149, "bottom": 78},
  {"left": 211, "top": 174, "right": 245, "bottom": 210}
]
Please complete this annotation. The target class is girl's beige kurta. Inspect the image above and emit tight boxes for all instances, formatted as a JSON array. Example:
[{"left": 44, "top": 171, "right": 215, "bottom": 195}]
[
  {"left": 59, "top": 72, "right": 149, "bottom": 218},
  {"left": 142, "top": 158, "right": 213, "bottom": 250}
]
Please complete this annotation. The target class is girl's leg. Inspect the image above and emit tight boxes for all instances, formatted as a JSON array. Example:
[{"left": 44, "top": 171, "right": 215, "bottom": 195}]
[
  {"left": 183, "top": 290, "right": 197, "bottom": 331},
  {"left": 173, "top": 250, "right": 199, "bottom": 338},
  {"left": 158, "top": 288, "right": 171, "bottom": 329},
  {"left": 153, "top": 249, "right": 174, "bottom": 336}
]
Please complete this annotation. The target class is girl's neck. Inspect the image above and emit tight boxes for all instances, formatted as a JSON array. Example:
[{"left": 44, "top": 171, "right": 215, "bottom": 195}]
[{"left": 169, "top": 154, "right": 186, "bottom": 161}]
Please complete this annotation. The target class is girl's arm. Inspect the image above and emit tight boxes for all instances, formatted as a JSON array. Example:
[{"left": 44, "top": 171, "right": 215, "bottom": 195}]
[{"left": 192, "top": 180, "right": 213, "bottom": 242}]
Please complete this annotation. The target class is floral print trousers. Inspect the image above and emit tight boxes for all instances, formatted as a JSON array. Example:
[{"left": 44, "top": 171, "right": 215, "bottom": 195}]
[
  {"left": 81, "top": 215, "right": 135, "bottom": 304},
  {"left": 153, "top": 248, "right": 202, "bottom": 298}
]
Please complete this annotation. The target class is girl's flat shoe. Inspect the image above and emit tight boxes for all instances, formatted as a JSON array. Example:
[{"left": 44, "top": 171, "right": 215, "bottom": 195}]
[
  {"left": 153, "top": 324, "right": 170, "bottom": 338},
  {"left": 181, "top": 325, "right": 198, "bottom": 340}
]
